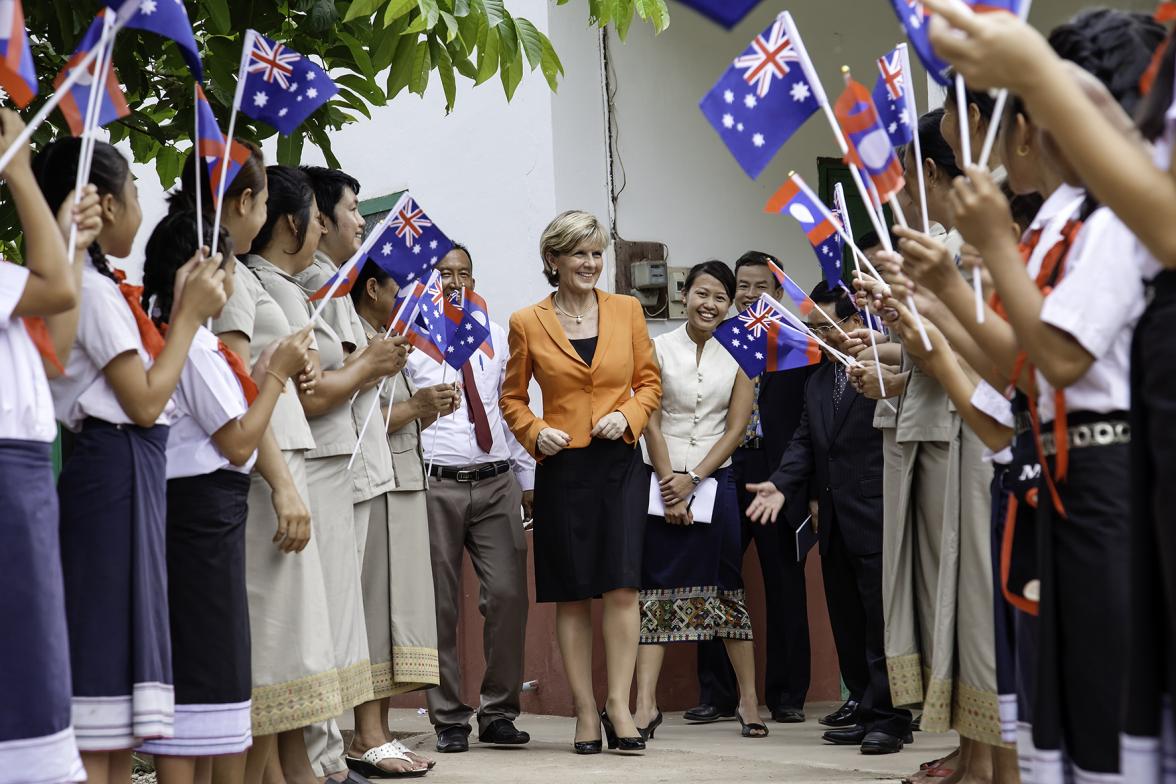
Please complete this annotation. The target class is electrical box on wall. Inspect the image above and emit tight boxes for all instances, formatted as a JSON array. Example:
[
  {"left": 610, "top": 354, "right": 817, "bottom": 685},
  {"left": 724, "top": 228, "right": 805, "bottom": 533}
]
[
  {"left": 667, "top": 267, "right": 690, "bottom": 320},
  {"left": 614, "top": 239, "right": 673, "bottom": 320}
]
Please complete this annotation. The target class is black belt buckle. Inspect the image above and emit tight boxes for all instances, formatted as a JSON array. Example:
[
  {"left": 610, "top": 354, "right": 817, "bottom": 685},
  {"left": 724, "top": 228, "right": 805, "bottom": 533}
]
[{"left": 455, "top": 468, "right": 478, "bottom": 482}]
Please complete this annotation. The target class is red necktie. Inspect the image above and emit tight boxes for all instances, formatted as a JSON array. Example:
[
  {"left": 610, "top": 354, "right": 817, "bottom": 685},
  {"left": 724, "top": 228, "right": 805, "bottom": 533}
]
[{"left": 461, "top": 360, "right": 493, "bottom": 454}]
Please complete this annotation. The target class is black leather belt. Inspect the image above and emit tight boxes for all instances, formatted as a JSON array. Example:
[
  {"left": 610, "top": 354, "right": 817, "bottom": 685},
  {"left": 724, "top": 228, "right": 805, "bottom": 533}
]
[
  {"left": 429, "top": 461, "right": 510, "bottom": 482},
  {"left": 740, "top": 437, "right": 763, "bottom": 450}
]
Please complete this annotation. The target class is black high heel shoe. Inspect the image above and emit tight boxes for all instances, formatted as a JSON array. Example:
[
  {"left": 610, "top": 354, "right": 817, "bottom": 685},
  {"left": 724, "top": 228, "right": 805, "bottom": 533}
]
[
  {"left": 573, "top": 716, "right": 602, "bottom": 755},
  {"left": 638, "top": 710, "right": 663, "bottom": 741},
  {"left": 600, "top": 710, "right": 646, "bottom": 752}
]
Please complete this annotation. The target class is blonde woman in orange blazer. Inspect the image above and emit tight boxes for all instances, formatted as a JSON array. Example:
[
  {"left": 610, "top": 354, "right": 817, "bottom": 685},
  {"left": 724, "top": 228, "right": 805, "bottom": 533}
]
[{"left": 502, "top": 211, "right": 661, "bottom": 755}]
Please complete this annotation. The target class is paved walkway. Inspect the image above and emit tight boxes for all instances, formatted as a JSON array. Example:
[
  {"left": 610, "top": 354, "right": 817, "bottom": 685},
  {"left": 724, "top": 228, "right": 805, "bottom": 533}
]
[{"left": 372, "top": 704, "right": 958, "bottom": 783}]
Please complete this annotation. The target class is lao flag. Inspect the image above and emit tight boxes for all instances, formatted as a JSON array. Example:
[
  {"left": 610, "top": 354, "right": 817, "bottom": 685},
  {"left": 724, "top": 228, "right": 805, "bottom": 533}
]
[
  {"left": 441, "top": 292, "right": 492, "bottom": 370},
  {"left": 835, "top": 77, "right": 905, "bottom": 204},
  {"left": 195, "top": 85, "right": 250, "bottom": 208},
  {"left": 765, "top": 179, "right": 843, "bottom": 285},
  {"left": 676, "top": 0, "right": 762, "bottom": 29},
  {"left": 887, "top": 0, "right": 951, "bottom": 86},
  {"left": 453, "top": 288, "right": 494, "bottom": 358},
  {"left": 368, "top": 193, "right": 453, "bottom": 289},
  {"left": 103, "top": 0, "right": 202, "bottom": 82},
  {"left": 308, "top": 257, "right": 363, "bottom": 301},
  {"left": 873, "top": 48, "right": 914, "bottom": 147},
  {"left": 765, "top": 259, "right": 816, "bottom": 317},
  {"left": 0, "top": 0, "right": 36, "bottom": 108},
  {"left": 54, "top": 13, "right": 130, "bottom": 136},
  {"left": 965, "top": 0, "right": 1022, "bottom": 13},
  {"left": 387, "top": 273, "right": 430, "bottom": 335},
  {"left": 699, "top": 12, "right": 821, "bottom": 179},
  {"left": 716, "top": 299, "right": 821, "bottom": 378},
  {"left": 237, "top": 30, "right": 337, "bottom": 135}
]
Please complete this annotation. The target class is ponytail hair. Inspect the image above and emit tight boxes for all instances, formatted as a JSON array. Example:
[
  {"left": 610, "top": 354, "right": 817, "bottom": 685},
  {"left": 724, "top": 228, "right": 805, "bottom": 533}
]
[
  {"left": 170, "top": 139, "right": 266, "bottom": 216},
  {"left": 32, "top": 138, "right": 130, "bottom": 283},
  {"left": 141, "top": 210, "right": 232, "bottom": 324},
  {"left": 252, "top": 165, "right": 314, "bottom": 256}
]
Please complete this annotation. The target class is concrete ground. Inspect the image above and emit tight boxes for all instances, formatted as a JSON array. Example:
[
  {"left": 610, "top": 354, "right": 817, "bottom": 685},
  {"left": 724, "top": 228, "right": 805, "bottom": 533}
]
[{"left": 370, "top": 703, "right": 958, "bottom": 783}]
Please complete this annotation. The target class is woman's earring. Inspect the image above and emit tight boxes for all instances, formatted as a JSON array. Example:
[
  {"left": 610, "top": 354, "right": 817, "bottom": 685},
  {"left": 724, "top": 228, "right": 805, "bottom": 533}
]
[{"left": 1017, "top": 144, "right": 1031, "bottom": 157}]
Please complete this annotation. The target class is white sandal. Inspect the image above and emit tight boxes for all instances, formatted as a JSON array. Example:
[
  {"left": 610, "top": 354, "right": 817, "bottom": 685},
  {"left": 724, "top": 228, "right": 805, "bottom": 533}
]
[
  {"left": 345, "top": 742, "right": 428, "bottom": 778},
  {"left": 388, "top": 739, "right": 436, "bottom": 770}
]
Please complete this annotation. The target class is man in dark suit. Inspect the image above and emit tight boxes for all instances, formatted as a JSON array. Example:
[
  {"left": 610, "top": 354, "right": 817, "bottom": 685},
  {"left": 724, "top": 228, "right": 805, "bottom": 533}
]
[
  {"left": 686, "top": 252, "right": 815, "bottom": 726},
  {"left": 746, "top": 281, "right": 912, "bottom": 754}
]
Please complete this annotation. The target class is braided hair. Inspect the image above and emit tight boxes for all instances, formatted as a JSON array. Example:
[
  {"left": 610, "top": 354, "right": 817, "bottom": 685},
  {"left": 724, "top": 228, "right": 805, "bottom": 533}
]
[
  {"left": 141, "top": 210, "right": 232, "bottom": 324},
  {"left": 31, "top": 138, "right": 130, "bottom": 283}
]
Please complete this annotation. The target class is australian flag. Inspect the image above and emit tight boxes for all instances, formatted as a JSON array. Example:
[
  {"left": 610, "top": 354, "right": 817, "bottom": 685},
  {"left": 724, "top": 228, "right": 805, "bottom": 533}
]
[
  {"left": 699, "top": 12, "right": 821, "bottom": 179},
  {"left": 675, "top": 0, "right": 762, "bottom": 29},
  {"left": 403, "top": 272, "right": 450, "bottom": 365},
  {"left": 442, "top": 291, "right": 492, "bottom": 370},
  {"left": 874, "top": 47, "right": 914, "bottom": 147},
  {"left": 103, "top": 0, "right": 202, "bottom": 81},
  {"left": 0, "top": 0, "right": 36, "bottom": 108},
  {"left": 237, "top": 30, "right": 337, "bottom": 135},
  {"left": 195, "top": 85, "right": 250, "bottom": 208},
  {"left": 368, "top": 193, "right": 453, "bottom": 289},
  {"left": 717, "top": 299, "right": 822, "bottom": 378},
  {"left": 887, "top": 0, "right": 951, "bottom": 86},
  {"left": 54, "top": 12, "right": 129, "bottom": 136},
  {"left": 835, "top": 77, "right": 905, "bottom": 204},
  {"left": 765, "top": 178, "right": 843, "bottom": 286}
]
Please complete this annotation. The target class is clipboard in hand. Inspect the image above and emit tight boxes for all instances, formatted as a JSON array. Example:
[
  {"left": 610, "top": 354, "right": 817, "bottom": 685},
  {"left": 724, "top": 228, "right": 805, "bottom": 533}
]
[{"left": 648, "top": 474, "right": 718, "bottom": 523}]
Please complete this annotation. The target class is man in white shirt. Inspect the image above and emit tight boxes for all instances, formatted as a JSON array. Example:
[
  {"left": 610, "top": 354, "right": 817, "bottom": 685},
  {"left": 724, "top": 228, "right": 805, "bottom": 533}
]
[{"left": 405, "top": 244, "right": 536, "bottom": 753}]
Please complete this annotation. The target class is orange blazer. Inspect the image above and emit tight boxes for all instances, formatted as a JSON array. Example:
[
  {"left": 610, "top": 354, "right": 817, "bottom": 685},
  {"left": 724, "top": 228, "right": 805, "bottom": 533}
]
[{"left": 502, "top": 290, "right": 661, "bottom": 460}]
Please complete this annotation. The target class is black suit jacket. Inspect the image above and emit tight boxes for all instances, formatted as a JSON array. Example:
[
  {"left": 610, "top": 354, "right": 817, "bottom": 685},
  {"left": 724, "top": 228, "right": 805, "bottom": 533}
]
[
  {"left": 759, "top": 364, "right": 818, "bottom": 468},
  {"left": 768, "top": 362, "right": 885, "bottom": 557}
]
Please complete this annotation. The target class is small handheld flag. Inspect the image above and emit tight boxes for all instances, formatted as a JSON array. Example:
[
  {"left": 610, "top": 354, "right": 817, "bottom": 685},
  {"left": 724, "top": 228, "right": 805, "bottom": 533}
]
[
  {"left": 765, "top": 260, "right": 816, "bottom": 317},
  {"left": 308, "top": 259, "right": 364, "bottom": 302},
  {"left": 765, "top": 179, "right": 843, "bottom": 285},
  {"left": 835, "top": 76, "right": 905, "bottom": 204},
  {"left": 0, "top": 0, "right": 37, "bottom": 108},
  {"left": 454, "top": 287, "right": 494, "bottom": 358},
  {"left": 404, "top": 272, "right": 449, "bottom": 365},
  {"left": 102, "top": 0, "right": 203, "bottom": 82},
  {"left": 53, "top": 13, "right": 129, "bottom": 136},
  {"left": 677, "top": 0, "right": 763, "bottom": 29},
  {"left": 965, "top": 0, "right": 1022, "bottom": 13},
  {"left": 441, "top": 291, "right": 491, "bottom": 370},
  {"left": 699, "top": 12, "right": 821, "bottom": 179},
  {"left": 236, "top": 30, "right": 338, "bottom": 136},
  {"left": 873, "top": 47, "right": 914, "bottom": 147},
  {"left": 368, "top": 193, "right": 454, "bottom": 289},
  {"left": 716, "top": 299, "right": 822, "bottom": 378},
  {"left": 194, "top": 85, "right": 250, "bottom": 208},
  {"left": 887, "top": 0, "right": 952, "bottom": 86}
]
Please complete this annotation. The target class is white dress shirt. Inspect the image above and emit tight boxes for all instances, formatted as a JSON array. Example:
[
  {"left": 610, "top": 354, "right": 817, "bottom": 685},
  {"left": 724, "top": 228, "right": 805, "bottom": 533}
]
[
  {"left": 405, "top": 320, "right": 535, "bottom": 491},
  {"left": 0, "top": 262, "right": 56, "bottom": 442}
]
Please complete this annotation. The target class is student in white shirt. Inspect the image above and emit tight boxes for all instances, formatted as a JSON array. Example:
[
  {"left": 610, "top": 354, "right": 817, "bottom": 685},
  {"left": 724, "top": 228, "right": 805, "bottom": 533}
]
[
  {"left": 404, "top": 244, "right": 536, "bottom": 753},
  {"left": 135, "top": 210, "right": 311, "bottom": 782},
  {"left": 33, "top": 138, "right": 227, "bottom": 784},
  {"left": 0, "top": 109, "right": 99, "bottom": 784}
]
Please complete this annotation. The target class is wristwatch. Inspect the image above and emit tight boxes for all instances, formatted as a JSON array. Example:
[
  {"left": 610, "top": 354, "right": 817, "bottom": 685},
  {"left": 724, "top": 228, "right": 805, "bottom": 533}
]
[{"left": 688, "top": 470, "right": 703, "bottom": 486}]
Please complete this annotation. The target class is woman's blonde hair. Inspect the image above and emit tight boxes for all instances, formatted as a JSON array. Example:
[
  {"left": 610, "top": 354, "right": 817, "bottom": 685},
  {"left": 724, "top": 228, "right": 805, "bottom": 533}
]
[{"left": 538, "top": 210, "right": 609, "bottom": 286}]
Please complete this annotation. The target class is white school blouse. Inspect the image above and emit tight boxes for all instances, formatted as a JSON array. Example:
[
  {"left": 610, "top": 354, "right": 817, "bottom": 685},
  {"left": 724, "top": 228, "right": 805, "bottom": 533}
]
[
  {"left": 165, "top": 326, "right": 254, "bottom": 479},
  {"left": 49, "top": 265, "right": 171, "bottom": 431},
  {"left": 1036, "top": 207, "right": 1145, "bottom": 422},
  {"left": 647, "top": 324, "right": 740, "bottom": 471},
  {"left": 0, "top": 262, "right": 56, "bottom": 442}
]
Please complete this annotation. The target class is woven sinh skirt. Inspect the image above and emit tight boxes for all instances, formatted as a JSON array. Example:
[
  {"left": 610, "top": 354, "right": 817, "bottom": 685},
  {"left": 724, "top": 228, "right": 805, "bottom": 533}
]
[
  {"left": 1123, "top": 269, "right": 1176, "bottom": 782},
  {"left": 59, "top": 420, "right": 174, "bottom": 751},
  {"left": 532, "top": 438, "right": 647, "bottom": 603},
  {"left": 245, "top": 451, "right": 343, "bottom": 736},
  {"left": 1028, "top": 429, "right": 1129, "bottom": 782},
  {"left": 140, "top": 469, "right": 253, "bottom": 757},
  {"left": 638, "top": 466, "right": 752, "bottom": 643},
  {"left": 0, "top": 439, "right": 85, "bottom": 783}
]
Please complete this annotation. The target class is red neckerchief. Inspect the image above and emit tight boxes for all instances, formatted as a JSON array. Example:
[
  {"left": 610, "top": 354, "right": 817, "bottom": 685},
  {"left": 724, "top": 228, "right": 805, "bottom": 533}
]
[
  {"left": 157, "top": 320, "right": 259, "bottom": 405},
  {"left": 111, "top": 269, "right": 165, "bottom": 359},
  {"left": 20, "top": 316, "right": 64, "bottom": 374}
]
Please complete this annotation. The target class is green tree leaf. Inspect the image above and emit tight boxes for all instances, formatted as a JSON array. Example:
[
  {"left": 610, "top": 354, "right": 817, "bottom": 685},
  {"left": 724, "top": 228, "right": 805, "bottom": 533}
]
[
  {"left": 475, "top": 21, "right": 499, "bottom": 84},
  {"left": 203, "top": 0, "right": 233, "bottom": 35},
  {"left": 514, "top": 17, "right": 542, "bottom": 72},
  {"left": 500, "top": 38, "right": 523, "bottom": 100},
  {"left": 383, "top": 0, "right": 418, "bottom": 26},
  {"left": 408, "top": 38, "right": 433, "bottom": 96}
]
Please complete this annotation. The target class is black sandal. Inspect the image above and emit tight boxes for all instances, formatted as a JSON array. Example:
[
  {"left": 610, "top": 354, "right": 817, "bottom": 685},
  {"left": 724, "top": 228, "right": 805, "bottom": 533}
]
[{"left": 736, "top": 708, "right": 769, "bottom": 738}]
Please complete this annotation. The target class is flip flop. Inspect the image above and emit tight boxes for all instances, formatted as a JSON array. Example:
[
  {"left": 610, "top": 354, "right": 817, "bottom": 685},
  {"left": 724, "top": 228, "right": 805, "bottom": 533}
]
[{"left": 345, "top": 742, "right": 428, "bottom": 779}]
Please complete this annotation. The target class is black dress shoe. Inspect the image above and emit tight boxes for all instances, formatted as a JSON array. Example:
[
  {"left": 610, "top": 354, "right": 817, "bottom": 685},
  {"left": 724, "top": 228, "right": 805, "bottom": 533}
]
[
  {"left": 772, "top": 708, "right": 806, "bottom": 723},
  {"left": 860, "top": 729, "right": 906, "bottom": 754},
  {"left": 478, "top": 718, "right": 530, "bottom": 745},
  {"left": 822, "top": 724, "right": 867, "bottom": 745},
  {"left": 683, "top": 704, "right": 736, "bottom": 723},
  {"left": 435, "top": 725, "right": 470, "bottom": 753},
  {"left": 818, "top": 699, "right": 860, "bottom": 727}
]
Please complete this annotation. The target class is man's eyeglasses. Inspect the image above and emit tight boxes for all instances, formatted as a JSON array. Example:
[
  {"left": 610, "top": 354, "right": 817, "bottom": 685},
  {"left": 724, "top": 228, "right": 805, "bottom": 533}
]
[{"left": 808, "top": 313, "right": 853, "bottom": 336}]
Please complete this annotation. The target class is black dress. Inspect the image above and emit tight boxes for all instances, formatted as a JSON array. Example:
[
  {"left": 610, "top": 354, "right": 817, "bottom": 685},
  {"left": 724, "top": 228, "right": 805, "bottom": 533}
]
[{"left": 531, "top": 337, "right": 649, "bottom": 603}]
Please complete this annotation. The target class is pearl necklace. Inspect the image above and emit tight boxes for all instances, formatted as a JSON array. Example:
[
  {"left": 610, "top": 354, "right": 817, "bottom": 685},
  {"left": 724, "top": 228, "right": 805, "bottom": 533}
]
[{"left": 553, "top": 293, "right": 596, "bottom": 324}]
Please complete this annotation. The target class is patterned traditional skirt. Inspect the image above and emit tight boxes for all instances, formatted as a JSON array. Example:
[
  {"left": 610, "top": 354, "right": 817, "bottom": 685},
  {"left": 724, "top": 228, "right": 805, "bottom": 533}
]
[
  {"left": 0, "top": 439, "right": 85, "bottom": 783},
  {"left": 639, "top": 467, "right": 752, "bottom": 644}
]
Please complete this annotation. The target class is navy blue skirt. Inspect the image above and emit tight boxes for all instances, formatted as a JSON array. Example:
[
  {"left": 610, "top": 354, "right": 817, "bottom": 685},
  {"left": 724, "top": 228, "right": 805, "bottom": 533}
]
[
  {"left": 58, "top": 419, "right": 174, "bottom": 751},
  {"left": 0, "top": 439, "right": 85, "bottom": 782}
]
